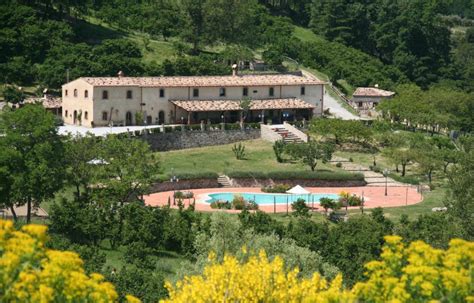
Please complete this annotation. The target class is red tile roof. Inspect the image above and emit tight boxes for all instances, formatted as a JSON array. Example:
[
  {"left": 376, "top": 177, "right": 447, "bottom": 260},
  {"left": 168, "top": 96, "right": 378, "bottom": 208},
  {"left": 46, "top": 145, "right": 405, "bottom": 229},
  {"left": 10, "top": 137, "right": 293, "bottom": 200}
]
[
  {"left": 170, "top": 98, "right": 315, "bottom": 112},
  {"left": 24, "top": 95, "right": 62, "bottom": 109},
  {"left": 78, "top": 74, "right": 325, "bottom": 87},
  {"left": 353, "top": 87, "right": 395, "bottom": 97}
]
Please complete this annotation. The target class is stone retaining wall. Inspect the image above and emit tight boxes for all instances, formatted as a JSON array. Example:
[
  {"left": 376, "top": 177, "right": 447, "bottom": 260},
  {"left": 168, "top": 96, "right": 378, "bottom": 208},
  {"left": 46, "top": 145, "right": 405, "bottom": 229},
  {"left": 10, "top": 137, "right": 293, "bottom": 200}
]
[
  {"left": 149, "top": 179, "right": 219, "bottom": 192},
  {"left": 142, "top": 129, "right": 260, "bottom": 151},
  {"left": 231, "top": 178, "right": 366, "bottom": 188}
]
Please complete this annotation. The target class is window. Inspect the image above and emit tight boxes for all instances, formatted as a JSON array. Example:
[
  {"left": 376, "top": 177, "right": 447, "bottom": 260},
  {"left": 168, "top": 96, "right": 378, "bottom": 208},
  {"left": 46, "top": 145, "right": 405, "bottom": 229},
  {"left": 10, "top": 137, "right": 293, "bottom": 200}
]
[
  {"left": 358, "top": 102, "right": 363, "bottom": 108},
  {"left": 219, "top": 87, "right": 226, "bottom": 97},
  {"left": 65, "top": 110, "right": 68, "bottom": 117},
  {"left": 159, "top": 89, "right": 165, "bottom": 97},
  {"left": 126, "top": 90, "right": 132, "bottom": 99},
  {"left": 84, "top": 90, "right": 88, "bottom": 98},
  {"left": 102, "top": 111, "right": 108, "bottom": 121},
  {"left": 269, "top": 87, "right": 274, "bottom": 97},
  {"left": 102, "top": 90, "right": 108, "bottom": 100},
  {"left": 300, "top": 86, "right": 305, "bottom": 95},
  {"left": 65, "top": 90, "right": 68, "bottom": 96},
  {"left": 84, "top": 111, "right": 88, "bottom": 120},
  {"left": 73, "top": 89, "right": 78, "bottom": 97},
  {"left": 243, "top": 87, "right": 248, "bottom": 96},
  {"left": 193, "top": 88, "right": 199, "bottom": 97}
]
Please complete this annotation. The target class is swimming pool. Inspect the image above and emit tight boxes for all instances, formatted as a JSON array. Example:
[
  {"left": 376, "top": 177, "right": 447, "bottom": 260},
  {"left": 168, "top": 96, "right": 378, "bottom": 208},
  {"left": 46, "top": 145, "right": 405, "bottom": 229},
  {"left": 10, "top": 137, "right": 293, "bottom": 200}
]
[{"left": 205, "top": 192, "right": 339, "bottom": 205}]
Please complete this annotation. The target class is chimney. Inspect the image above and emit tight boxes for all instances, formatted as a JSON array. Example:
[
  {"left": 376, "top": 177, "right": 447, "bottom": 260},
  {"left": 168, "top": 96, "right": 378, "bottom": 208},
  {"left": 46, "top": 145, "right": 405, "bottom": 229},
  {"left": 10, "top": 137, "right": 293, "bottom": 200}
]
[
  {"left": 232, "top": 64, "right": 238, "bottom": 76},
  {"left": 118, "top": 70, "right": 124, "bottom": 78}
]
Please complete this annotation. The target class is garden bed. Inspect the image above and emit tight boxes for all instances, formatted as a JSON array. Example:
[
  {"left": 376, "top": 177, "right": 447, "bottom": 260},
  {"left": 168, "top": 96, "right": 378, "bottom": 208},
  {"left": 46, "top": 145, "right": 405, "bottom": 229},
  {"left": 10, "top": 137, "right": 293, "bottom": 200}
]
[{"left": 228, "top": 171, "right": 366, "bottom": 187}]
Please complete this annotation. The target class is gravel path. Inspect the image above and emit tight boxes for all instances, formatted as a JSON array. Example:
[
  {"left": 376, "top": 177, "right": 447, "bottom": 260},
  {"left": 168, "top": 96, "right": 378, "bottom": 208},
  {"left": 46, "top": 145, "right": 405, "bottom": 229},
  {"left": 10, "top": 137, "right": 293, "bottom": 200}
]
[{"left": 323, "top": 90, "right": 361, "bottom": 120}]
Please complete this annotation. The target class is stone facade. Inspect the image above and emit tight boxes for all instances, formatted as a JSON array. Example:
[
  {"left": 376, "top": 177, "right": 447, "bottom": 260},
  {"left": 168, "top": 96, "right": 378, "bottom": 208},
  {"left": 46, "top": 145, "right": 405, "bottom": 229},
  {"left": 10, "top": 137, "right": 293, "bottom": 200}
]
[
  {"left": 61, "top": 73, "right": 326, "bottom": 128},
  {"left": 142, "top": 128, "right": 260, "bottom": 151}
]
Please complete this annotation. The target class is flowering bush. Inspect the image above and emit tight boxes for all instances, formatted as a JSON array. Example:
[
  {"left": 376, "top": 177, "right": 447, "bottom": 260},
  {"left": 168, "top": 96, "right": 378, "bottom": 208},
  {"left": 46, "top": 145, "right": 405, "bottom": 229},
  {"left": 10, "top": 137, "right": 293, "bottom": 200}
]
[
  {"left": 338, "top": 191, "right": 363, "bottom": 206},
  {"left": 0, "top": 220, "right": 138, "bottom": 302},
  {"left": 163, "top": 236, "right": 473, "bottom": 302}
]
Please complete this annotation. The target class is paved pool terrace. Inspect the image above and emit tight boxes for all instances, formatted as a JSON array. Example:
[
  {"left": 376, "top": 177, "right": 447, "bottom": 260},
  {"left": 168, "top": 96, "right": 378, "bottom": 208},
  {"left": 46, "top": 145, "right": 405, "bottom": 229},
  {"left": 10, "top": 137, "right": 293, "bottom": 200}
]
[{"left": 144, "top": 186, "right": 423, "bottom": 213}]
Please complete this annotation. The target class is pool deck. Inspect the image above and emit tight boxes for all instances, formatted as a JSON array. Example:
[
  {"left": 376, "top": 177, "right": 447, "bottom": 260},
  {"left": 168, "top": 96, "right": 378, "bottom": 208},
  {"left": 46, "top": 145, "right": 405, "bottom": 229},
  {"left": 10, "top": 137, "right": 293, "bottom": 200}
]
[{"left": 144, "top": 186, "right": 423, "bottom": 213}]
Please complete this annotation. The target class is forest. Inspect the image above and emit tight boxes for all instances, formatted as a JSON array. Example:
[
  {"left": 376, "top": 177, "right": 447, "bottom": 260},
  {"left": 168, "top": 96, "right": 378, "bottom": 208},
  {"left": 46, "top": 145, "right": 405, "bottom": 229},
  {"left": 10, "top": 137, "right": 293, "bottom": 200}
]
[{"left": 1, "top": 0, "right": 474, "bottom": 92}]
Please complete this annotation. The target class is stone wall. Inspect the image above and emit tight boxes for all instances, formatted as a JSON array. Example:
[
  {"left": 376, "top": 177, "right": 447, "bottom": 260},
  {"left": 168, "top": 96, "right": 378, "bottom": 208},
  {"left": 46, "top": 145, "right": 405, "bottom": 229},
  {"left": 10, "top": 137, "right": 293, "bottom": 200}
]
[
  {"left": 149, "top": 179, "right": 220, "bottom": 192},
  {"left": 142, "top": 129, "right": 260, "bottom": 151},
  {"left": 231, "top": 178, "right": 366, "bottom": 188}
]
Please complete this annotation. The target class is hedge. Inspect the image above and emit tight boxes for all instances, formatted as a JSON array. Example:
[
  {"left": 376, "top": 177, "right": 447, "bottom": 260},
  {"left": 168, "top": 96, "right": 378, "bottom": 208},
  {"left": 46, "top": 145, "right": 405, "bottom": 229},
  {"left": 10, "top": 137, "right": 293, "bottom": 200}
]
[
  {"left": 227, "top": 170, "right": 364, "bottom": 181},
  {"left": 157, "top": 171, "right": 219, "bottom": 182}
]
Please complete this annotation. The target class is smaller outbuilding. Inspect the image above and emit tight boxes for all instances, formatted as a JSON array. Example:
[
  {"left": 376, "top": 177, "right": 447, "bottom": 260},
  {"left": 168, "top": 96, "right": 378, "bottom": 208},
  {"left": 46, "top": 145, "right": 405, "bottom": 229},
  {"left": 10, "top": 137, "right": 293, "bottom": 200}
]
[{"left": 351, "top": 86, "right": 395, "bottom": 110}]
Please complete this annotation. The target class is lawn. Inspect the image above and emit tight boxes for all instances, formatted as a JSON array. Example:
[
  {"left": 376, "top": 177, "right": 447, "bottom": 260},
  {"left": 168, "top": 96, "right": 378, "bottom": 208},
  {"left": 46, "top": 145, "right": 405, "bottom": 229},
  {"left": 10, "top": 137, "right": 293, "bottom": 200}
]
[
  {"left": 158, "top": 139, "right": 340, "bottom": 176},
  {"left": 101, "top": 245, "right": 186, "bottom": 282},
  {"left": 347, "top": 187, "right": 446, "bottom": 222}
]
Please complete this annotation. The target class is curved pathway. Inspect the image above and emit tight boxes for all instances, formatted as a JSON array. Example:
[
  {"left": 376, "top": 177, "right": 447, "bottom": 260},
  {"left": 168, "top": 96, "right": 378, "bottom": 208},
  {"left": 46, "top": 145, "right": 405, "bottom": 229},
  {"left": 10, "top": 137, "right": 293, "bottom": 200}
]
[{"left": 144, "top": 185, "right": 422, "bottom": 213}]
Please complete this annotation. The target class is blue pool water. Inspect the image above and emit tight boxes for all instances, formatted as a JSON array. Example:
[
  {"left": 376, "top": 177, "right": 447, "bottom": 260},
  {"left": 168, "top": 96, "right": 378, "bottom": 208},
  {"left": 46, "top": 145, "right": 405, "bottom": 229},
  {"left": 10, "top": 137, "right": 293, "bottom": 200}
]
[{"left": 206, "top": 192, "right": 339, "bottom": 205}]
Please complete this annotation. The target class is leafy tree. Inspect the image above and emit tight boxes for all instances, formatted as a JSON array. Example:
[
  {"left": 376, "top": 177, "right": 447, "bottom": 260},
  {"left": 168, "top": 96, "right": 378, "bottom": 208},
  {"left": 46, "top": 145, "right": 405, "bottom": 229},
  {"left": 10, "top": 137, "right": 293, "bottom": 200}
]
[
  {"left": 94, "top": 135, "right": 160, "bottom": 204},
  {"left": 291, "top": 198, "right": 310, "bottom": 217},
  {"left": 310, "top": 118, "right": 371, "bottom": 145},
  {"left": 319, "top": 197, "right": 337, "bottom": 216},
  {"left": 395, "top": 213, "right": 464, "bottom": 249},
  {"left": 272, "top": 140, "right": 285, "bottom": 163},
  {"left": 106, "top": 265, "right": 167, "bottom": 303},
  {"left": 445, "top": 151, "right": 474, "bottom": 240},
  {"left": 191, "top": 212, "right": 337, "bottom": 278},
  {"left": 49, "top": 197, "right": 107, "bottom": 246},
  {"left": 0, "top": 105, "right": 65, "bottom": 223},
  {"left": 286, "top": 141, "right": 334, "bottom": 171},
  {"left": 1, "top": 86, "right": 24, "bottom": 104},
  {"left": 321, "top": 215, "right": 389, "bottom": 285},
  {"left": 63, "top": 134, "right": 98, "bottom": 200},
  {"left": 239, "top": 97, "right": 251, "bottom": 124}
]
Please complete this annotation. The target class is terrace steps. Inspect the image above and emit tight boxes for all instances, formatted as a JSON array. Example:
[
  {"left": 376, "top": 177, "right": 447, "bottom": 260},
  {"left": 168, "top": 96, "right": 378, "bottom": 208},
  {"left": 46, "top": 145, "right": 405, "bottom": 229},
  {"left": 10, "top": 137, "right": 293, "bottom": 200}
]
[
  {"left": 271, "top": 127, "right": 304, "bottom": 144},
  {"left": 217, "top": 175, "right": 233, "bottom": 188}
]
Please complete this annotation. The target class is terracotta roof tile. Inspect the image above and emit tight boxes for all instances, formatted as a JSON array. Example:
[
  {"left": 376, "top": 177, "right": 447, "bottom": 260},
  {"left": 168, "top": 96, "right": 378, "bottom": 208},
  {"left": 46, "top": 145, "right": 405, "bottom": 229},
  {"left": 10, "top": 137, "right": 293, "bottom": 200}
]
[
  {"left": 24, "top": 95, "right": 62, "bottom": 109},
  {"left": 170, "top": 98, "right": 315, "bottom": 112},
  {"left": 353, "top": 87, "right": 395, "bottom": 97},
  {"left": 79, "top": 74, "right": 325, "bottom": 87}
]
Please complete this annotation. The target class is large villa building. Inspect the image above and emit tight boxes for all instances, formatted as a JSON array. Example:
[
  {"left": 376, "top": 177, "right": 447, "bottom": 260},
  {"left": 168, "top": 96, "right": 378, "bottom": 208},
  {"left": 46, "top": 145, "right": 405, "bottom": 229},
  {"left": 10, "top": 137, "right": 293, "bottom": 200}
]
[{"left": 61, "top": 70, "right": 326, "bottom": 127}]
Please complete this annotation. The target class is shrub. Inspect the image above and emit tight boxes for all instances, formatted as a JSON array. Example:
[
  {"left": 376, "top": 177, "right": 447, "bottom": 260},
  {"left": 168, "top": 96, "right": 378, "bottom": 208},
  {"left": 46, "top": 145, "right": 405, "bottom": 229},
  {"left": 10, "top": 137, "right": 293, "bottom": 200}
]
[
  {"left": 225, "top": 123, "right": 241, "bottom": 131},
  {"left": 210, "top": 200, "right": 232, "bottom": 209},
  {"left": 0, "top": 220, "right": 138, "bottom": 302},
  {"left": 232, "top": 143, "right": 246, "bottom": 160},
  {"left": 227, "top": 171, "right": 365, "bottom": 181},
  {"left": 273, "top": 140, "right": 286, "bottom": 163},
  {"left": 369, "top": 165, "right": 382, "bottom": 173},
  {"left": 232, "top": 195, "right": 246, "bottom": 210},
  {"left": 168, "top": 171, "right": 219, "bottom": 180},
  {"left": 164, "top": 237, "right": 474, "bottom": 302},
  {"left": 246, "top": 200, "right": 259, "bottom": 210},
  {"left": 174, "top": 191, "right": 184, "bottom": 199},
  {"left": 349, "top": 157, "right": 354, "bottom": 162},
  {"left": 292, "top": 198, "right": 310, "bottom": 217},
  {"left": 338, "top": 191, "right": 363, "bottom": 207},
  {"left": 261, "top": 184, "right": 291, "bottom": 193},
  {"left": 336, "top": 162, "right": 342, "bottom": 168}
]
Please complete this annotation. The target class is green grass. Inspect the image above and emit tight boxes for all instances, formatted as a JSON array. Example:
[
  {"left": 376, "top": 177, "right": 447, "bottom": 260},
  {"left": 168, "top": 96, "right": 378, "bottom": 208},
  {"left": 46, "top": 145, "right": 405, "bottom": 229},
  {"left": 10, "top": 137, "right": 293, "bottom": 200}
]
[
  {"left": 293, "top": 26, "right": 326, "bottom": 44},
  {"left": 336, "top": 79, "right": 355, "bottom": 97},
  {"left": 348, "top": 187, "right": 447, "bottom": 221},
  {"left": 83, "top": 15, "right": 177, "bottom": 64},
  {"left": 101, "top": 245, "right": 186, "bottom": 281},
  {"left": 158, "top": 139, "right": 340, "bottom": 176}
]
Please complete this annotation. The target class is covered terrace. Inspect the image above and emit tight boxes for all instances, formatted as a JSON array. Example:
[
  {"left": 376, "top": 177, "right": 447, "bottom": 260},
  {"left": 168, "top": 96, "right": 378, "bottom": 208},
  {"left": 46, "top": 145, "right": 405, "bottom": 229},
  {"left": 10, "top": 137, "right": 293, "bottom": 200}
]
[{"left": 170, "top": 98, "right": 315, "bottom": 124}]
